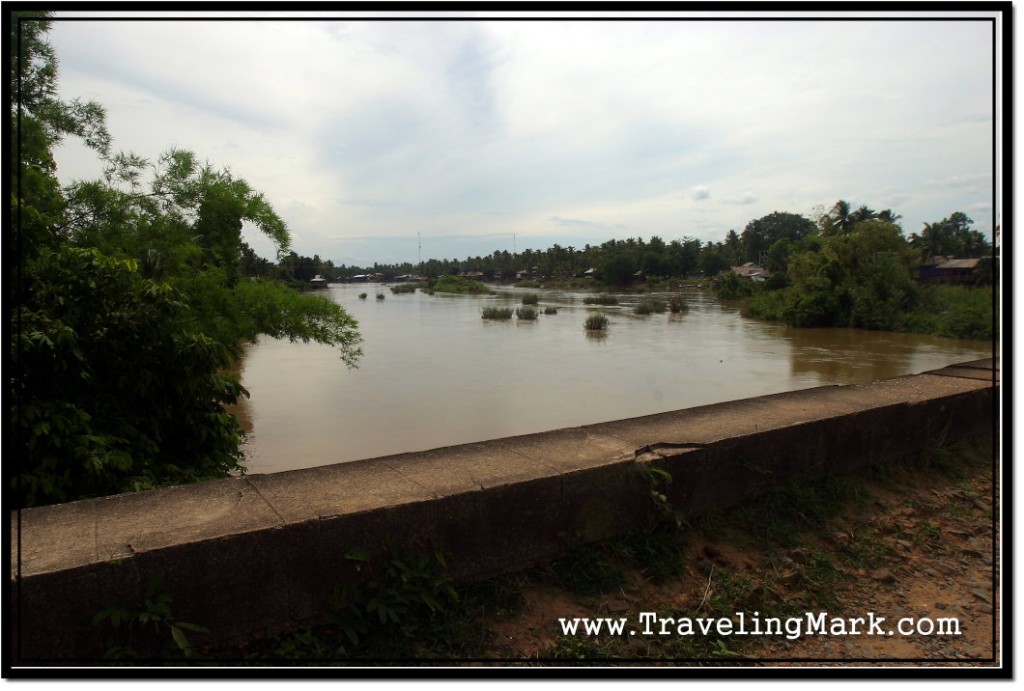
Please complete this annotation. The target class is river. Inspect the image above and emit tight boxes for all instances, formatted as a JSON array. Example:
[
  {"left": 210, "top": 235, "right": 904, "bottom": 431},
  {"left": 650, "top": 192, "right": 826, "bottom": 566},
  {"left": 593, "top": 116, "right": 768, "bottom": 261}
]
[{"left": 230, "top": 283, "right": 994, "bottom": 474}]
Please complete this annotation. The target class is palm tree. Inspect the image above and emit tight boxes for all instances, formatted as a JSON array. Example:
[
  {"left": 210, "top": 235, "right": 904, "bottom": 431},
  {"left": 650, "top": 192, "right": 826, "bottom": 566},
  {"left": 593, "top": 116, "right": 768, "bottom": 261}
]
[
  {"left": 821, "top": 199, "right": 852, "bottom": 236},
  {"left": 910, "top": 222, "right": 946, "bottom": 262},
  {"left": 848, "top": 205, "right": 878, "bottom": 225}
]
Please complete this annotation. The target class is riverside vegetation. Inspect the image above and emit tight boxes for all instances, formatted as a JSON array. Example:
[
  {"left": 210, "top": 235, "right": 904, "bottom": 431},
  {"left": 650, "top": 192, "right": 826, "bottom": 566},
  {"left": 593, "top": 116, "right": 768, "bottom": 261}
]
[{"left": 12, "top": 14, "right": 361, "bottom": 507}]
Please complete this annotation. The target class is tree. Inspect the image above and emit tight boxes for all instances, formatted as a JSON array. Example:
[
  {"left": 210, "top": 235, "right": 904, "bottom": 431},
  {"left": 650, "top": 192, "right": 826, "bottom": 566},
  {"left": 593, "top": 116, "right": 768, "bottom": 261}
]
[
  {"left": 596, "top": 252, "right": 637, "bottom": 286},
  {"left": 12, "top": 16, "right": 361, "bottom": 507},
  {"left": 741, "top": 211, "right": 816, "bottom": 263}
]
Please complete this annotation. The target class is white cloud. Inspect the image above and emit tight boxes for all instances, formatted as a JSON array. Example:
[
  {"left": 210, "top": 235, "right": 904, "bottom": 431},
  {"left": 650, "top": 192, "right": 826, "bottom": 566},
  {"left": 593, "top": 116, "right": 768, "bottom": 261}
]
[
  {"left": 47, "top": 13, "right": 999, "bottom": 263},
  {"left": 690, "top": 186, "right": 711, "bottom": 201}
]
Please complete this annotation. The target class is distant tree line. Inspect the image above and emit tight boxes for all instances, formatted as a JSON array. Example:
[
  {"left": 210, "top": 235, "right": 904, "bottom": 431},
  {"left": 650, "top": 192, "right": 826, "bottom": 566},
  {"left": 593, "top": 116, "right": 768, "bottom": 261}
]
[{"left": 277, "top": 203, "right": 990, "bottom": 291}]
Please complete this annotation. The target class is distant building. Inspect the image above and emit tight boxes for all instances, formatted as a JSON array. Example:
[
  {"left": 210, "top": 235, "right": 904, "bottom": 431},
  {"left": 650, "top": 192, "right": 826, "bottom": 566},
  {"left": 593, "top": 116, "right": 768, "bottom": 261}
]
[
  {"left": 309, "top": 274, "right": 329, "bottom": 289},
  {"left": 916, "top": 257, "right": 981, "bottom": 284},
  {"left": 730, "top": 262, "right": 770, "bottom": 281}
]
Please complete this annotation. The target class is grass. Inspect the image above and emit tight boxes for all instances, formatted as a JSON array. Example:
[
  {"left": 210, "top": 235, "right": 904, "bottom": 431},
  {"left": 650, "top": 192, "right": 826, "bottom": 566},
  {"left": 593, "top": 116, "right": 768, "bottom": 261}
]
[
  {"left": 376, "top": 293, "right": 385, "bottom": 300},
  {"left": 430, "top": 275, "right": 491, "bottom": 295},
  {"left": 584, "top": 294, "right": 619, "bottom": 306},
  {"left": 668, "top": 295, "right": 689, "bottom": 313},
  {"left": 633, "top": 299, "right": 666, "bottom": 315},
  {"left": 584, "top": 314, "right": 609, "bottom": 331},
  {"left": 544, "top": 307, "right": 558, "bottom": 315},
  {"left": 516, "top": 306, "right": 538, "bottom": 320},
  {"left": 521, "top": 293, "right": 539, "bottom": 306},
  {"left": 390, "top": 283, "right": 419, "bottom": 294},
  {"left": 481, "top": 306, "right": 514, "bottom": 320},
  {"left": 358, "top": 293, "right": 367, "bottom": 300}
]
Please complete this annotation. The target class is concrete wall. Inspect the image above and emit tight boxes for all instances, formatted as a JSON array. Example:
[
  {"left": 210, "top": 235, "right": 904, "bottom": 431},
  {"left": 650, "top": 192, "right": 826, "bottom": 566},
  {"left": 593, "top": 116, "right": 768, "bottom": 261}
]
[{"left": 10, "top": 359, "right": 998, "bottom": 662}]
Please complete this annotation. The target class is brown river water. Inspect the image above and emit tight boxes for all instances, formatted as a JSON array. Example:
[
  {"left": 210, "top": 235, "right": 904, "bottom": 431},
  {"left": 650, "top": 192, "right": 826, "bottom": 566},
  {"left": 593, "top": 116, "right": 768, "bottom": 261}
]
[{"left": 229, "top": 283, "right": 994, "bottom": 475}]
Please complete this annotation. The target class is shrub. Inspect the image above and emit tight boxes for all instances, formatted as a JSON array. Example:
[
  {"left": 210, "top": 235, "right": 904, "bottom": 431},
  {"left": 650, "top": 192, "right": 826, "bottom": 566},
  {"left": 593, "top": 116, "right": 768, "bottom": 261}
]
[
  {"left": 634, "top": 299, "right": 666, "bottom": 315},
  {"left": 516, "top": 307, "right": 537, "bottom": 320},
  {"left": 522, "top": 293, "right": 539, "bottom": 306},
  {"left": 544, "top": 307, "right": 558, "bottom": 315},
  {"left": 481, "top": 307, "right": 514, "bottom": 320},
  {"left": 390, "top": 283, "right": 417, "bottom": 294},
  {"left": 584, "top": 294, "right": 619, "bottom": 306},
  {"left": 376, "top": 293, "right": 385, "bottom": 300},
  {"left": 668, "top": 295, "right": 689, "bottom": 313},
  {"left": 584, "top": 314, "right": 609, "bottom": 330},
  {"left": 430, "top": 276, "right": 490, "bottom": 295},
  {"left": 358, "top": 293, "right": 368, "bottom": 299}
]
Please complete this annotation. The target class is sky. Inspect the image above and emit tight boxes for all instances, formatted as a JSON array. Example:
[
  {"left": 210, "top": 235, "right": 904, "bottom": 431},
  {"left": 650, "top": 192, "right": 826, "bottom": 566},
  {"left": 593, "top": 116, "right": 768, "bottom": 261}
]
[{"left": 47, "top": 10, "right": 1001, "bottom": 268}]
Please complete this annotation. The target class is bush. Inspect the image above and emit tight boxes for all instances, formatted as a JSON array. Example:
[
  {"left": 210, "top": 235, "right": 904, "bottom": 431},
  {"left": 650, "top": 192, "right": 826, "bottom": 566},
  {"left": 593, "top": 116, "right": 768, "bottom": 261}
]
[
  {"left": 376, "top": 293, "right": 385, "bottom": 300},
  {"left": 584, "top": 314, "right": 609, "bottom": 330},
  {"left": 584, "top": 294, "right": 619, "bottom": 306},
  {"left": 358, "top": 292, "right": 368, "bottom": 300},
  {"left": 481, "top": 307, "right": 514, "bottom": 320},
  {"left": 522, "top": 293, "right": 539, "bottom": 306},
  {"left": 634, "top": 299, "right": 666, "bottom": 315},
  {"left": 390, "top": 283, "right": 417, "bottom": 294},
  {"left": 668, "top": 295, "right": 689, "bottom": 313},
  {"left": 430, "top": 276, "right": 490, "bottom": 294},
  {"left": 516, "top": 307, "right": 538, "bottom": 320},
  {"left": 544, "top": 307, "right": 558, "bottom": 315}
]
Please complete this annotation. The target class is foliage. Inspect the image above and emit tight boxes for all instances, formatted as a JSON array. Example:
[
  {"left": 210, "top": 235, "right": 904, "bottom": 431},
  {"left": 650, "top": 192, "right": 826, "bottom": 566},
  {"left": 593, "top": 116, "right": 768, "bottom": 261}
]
[
  {"left": 904, "top": 285, "right": 995, "bottom": 340},
  {"left": 584, "top": 314, "right": 609, "bottom": 331},
  {"left": 516, "top": 306, "right": 538, "bottom": 320},
  {"left": 11, "top": 17, "right": 361, "bottom": 507},
  {"left": 583, "top": 294, "right": 619, "bottom": 306},
  {"left": 544, "top": 306, "right": 559, "bottom": 315},
  {"left": 358, "top": 292, "right": 368, "bottom": 299},
  {"left": 325, "top": 543, "right": 459, "bottom": 651},
  {"left": 521, "top": 293, "right": 539, "bottom": 305},
  {"left": 744, "top": 220, "right": 921, "bottom": 331},
  {"left": 390, "top": 283, "right": 418, "bottom": 294},
  {"left": 94, "top": 571, "right": 208, "bottom": 661},
  {"left": 715, "top": 271, "right": 754, "bottom": 300},
  {"left": 14, "top": 247, "right": 245, "bottom": 505},
  {"left": 909, "top": 211, "right": 991, "bottom": 261},
  {"left": 595, "top": 252, "right": 637, "bottom": 286},
  {"left": 481, "top": 306, "right": 514, "bottom": 320},
  {"left": 429, "top": 275, "right": 491, "bottom": 294},
  {"left": 740, "top": 211, "right": 816, "bottom": 264},
  {"left": 633, "top": 299, "right": 666, "bottom": 315},
  {"left": 668, "top": 295, "right": 689, "bottom": 313}
]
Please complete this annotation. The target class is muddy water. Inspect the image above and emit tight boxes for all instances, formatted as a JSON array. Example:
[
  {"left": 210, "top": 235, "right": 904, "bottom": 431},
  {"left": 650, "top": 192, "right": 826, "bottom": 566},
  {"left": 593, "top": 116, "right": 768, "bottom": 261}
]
[{"left": 230, "top": 284, "right": 993, "bottom": 474}]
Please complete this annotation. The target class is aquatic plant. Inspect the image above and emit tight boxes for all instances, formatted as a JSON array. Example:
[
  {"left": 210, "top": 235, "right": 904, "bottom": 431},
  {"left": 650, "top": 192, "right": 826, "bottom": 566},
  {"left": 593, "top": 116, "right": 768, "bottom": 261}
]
[
  {"left": 544, "top": 307, "right": 558, "bottom": 315},
  {"left": 669, "top": 295, "right": 689, "bottom": 313},
  {"left": 634, "top": 299, "right": 666, "bottom": 315},
  {"left": 516, "top": 307, "right": 538, "bottom": 320},
  {"left": 522, "top": 293, "right": 539, "bottom": 306},
  {"left": 376, "top": 293, "right": 385, "bottom": 300},
  {"left": 584, "top": 295, "right": 619, "bottom": 306},
  {"left": 358, "top": 293, "right": 368, "bottom": 300},
  {"left": 584, "top": 314, "right": 609, "bottom": 331},
  {"left": 430, "top": 276, "right": 490, "bottom": 295},
  {"left": 481, "top": 307, "right": 514, "bottom": 320}
]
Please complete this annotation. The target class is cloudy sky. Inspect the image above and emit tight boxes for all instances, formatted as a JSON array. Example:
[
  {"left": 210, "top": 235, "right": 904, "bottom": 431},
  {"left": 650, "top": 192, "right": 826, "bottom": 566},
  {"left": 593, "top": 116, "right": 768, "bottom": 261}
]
[{"left": 48, "top": 10, "right": 1001, "bottom": 267}]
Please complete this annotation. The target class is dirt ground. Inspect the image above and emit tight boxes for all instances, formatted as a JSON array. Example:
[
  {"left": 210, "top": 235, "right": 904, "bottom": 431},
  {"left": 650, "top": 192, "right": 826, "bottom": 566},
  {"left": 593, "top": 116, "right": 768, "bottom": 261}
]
[{"left": 475, "top": 434, "right": 1000, "bottom": 668}]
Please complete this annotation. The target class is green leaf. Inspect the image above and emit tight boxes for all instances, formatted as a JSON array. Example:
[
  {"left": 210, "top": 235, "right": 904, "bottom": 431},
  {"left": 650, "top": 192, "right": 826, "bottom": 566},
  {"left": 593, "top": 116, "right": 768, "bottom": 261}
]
[{"left": 345, "top": 547, "right": 371, "bottom": 562}]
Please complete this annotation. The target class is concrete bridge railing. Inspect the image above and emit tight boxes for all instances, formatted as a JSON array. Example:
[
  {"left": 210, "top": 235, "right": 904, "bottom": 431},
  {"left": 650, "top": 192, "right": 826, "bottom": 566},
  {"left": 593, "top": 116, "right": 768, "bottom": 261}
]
[{"left": 10, "top": 359, "right": 997, "bottom": 662}]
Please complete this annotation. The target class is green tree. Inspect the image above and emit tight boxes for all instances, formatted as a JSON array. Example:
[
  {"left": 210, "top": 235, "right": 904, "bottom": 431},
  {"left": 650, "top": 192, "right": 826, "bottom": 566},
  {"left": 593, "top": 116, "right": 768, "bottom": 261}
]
[
  {"left": 12, "top": 16, "right": 361, "bottom": 507},
  {"left": 740, "top": 211, "right": 816, "bottom": 264}
]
